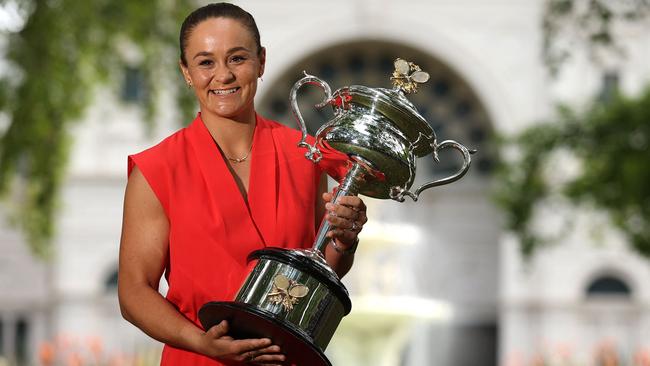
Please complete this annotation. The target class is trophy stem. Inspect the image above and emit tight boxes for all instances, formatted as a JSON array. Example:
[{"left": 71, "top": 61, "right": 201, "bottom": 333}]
[{"left": 313, "top": 160, "right": 368, "bottom": 254}]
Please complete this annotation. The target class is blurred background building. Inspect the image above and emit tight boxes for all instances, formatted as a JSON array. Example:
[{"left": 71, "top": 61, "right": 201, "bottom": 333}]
[{"left": 1, "top": 0, "right": 649, "bottom": 365}]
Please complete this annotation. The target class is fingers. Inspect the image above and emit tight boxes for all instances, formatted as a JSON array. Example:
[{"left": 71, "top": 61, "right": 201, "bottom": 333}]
[
  {"left": 245, "top": 344, "right": 281, "bottom": 355},
  {"left": 322, "top": 192, "right": 368, "bottom": 249},
  {"left": 336, "top": 195, "right": 367, "bottom": 213},
  {"left": 324, "top": 199, "right": 368, "bottom": 229},
  {"left": 246, "top": 347, "right": 286, "bottom": 364},
  {"left": 239, "top": 344, "right": 285, "bottom": 364},
  {"left": 322, "top": 193, "right": 367, "bottom": 213},
  {"left": 322, "top": 191, "right": 332, "bottom": 202},
  {"left": 325, "top": 213, "right": 358, "bottom": 233},
  {"left": 228, "top": 339, "right": 284, "bottom": 364},
  {"left": 229, "top": 338, "right": 273, "bottom": 355},
  {"left": 325, "top": 203, "right": 359, "bottom": 224},
  {"left": 324, "top": 197, "right": 366, "bottom": 222},
  {"left": 202, "top": 322, "right": 286, "bottom": 363},
  {"left": 207, "top": 324, "right": 273, "bottom": 356},
  {"left": 207, "top": 320, "right": 229, "bottom": 338}
]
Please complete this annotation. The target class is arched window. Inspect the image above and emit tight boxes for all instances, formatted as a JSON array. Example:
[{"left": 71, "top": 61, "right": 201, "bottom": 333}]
[{"left": 586, "top": 275, "right": 632, "bottom": 298}]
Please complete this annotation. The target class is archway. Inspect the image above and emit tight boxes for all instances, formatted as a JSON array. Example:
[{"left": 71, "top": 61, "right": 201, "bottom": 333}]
[
  {"left": 258, "top": 40, "right": 501, "bottom": 366},
  {"left": 258, "top": 40, "right": 495, "bottom": 178}
]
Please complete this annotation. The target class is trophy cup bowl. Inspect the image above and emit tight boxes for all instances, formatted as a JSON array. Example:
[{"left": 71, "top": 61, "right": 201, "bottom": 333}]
[{"left": 199, "top": 59, "right": 475, "bottom": 365}]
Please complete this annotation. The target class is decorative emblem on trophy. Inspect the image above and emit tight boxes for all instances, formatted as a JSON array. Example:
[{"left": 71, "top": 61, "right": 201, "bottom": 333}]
[
  {"left": 266, "top": 275, "right": 310, "bottom": 311},
  {"left": 199, "top": 59, "right": 475, "bottom": 366},
  {"left": 391, "top": 58, "right": 430, "bottom": 93}
]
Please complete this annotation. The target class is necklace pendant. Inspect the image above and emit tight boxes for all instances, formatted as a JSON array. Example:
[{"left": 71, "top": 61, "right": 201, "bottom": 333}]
[
  {"left": 227, "top": 151, "right": 250, "bottom": 164},
  {"left": 224, "top": 141, "right": 253, "bottom": 164}
]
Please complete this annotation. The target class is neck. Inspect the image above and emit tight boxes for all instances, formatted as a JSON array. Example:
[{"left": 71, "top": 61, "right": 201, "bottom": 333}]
[
  {"left": 200, "top": 103, "right": 256, "bottom": 126},
  {"left": 200, "top": 110, "right": 256, "bottom": 160}
]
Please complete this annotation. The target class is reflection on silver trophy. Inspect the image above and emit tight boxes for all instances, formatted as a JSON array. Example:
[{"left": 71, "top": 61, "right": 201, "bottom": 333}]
[{"left": 199, "top": 58, "right": 476, "bottom": 366}]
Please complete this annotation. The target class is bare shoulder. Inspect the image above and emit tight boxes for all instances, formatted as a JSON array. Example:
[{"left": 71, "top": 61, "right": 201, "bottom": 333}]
[
  {"left": 120, "top": 166, "right": 169, "bottom": 267},
  {"left": 119, "top": 167, "right": 170, "bottom": 304},
  {"left": 125, "top": 166, "right": 161, "bottom": 209},
  {"left": 122, "top": 165, "right": 168, "bottom": 240}
]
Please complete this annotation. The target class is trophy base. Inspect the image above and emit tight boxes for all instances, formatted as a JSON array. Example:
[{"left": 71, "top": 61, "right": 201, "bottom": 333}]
[{"left": 199, "top": 301, "right": 331, "bottom": 366}]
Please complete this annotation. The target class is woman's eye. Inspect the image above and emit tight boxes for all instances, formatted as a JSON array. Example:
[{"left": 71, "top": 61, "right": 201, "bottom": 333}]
[
  {"left": 198, "top": 59, "right": 213, "bottom": 66},
  {"left": 230, "top": 55, "right": 246, "bottom": 63}
]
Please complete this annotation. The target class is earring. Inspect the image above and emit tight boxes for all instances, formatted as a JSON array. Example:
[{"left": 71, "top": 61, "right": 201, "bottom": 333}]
[
  {"left": 259, "top": 76, "right": 263, "bottom": 82},
  {"left": 187, "top": 81, "right": 192, "bottom": 88}
]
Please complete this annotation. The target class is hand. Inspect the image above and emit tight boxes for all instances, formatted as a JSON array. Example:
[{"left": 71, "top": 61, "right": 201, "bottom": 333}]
[
  {"left": 322, "top": 190, "right": 368, "bottom": 250},
  {"left": 199, "top": 320, "right": 286, "bottom": 365}
]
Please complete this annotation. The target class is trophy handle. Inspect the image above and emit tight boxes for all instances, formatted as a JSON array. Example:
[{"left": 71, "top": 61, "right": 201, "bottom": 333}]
[
  {"left": 290, "top": 71, "right": 333, "bottom": 163},
  {"left": 390, "top": 140, "right": 476, "bottom": 202}
]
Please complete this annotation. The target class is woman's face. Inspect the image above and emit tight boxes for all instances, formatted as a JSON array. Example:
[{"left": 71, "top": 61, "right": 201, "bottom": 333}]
[{"left": 180, "top": 17, "right": 265, "bottom": 121}]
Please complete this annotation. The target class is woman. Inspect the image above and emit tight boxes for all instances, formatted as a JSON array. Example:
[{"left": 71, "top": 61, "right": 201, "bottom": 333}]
[{"left": 118, "top": 3, "right": 366, "bottom": 365}]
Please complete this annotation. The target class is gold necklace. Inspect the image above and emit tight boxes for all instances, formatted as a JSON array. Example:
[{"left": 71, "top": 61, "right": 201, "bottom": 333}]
[{"left": 225, "top": 143, "right": 253, "bottom": 164}]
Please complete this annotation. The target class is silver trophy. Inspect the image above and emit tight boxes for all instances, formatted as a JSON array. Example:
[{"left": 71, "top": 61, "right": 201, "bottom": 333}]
[{"left": 199, "top": 59, "right": 475, "bottom": 365}]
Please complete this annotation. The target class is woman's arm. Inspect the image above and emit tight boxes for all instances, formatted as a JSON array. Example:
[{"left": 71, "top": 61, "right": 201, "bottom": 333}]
[
  {"left": 315, "top": 175, "right": 368, "bottom": 278},
  {"left": 118, "top": 166, "right": 284, "bottom": 365}
]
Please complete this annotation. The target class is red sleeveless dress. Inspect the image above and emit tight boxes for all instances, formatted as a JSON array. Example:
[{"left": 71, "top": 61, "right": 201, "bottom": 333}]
[{"left": 128, "top": 113, "right": 323, "bottom": 365}]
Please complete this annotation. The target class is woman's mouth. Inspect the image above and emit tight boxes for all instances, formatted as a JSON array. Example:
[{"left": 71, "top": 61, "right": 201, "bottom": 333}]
[{"left": 210, "top": 87, "right": 240, "bottom": 95}]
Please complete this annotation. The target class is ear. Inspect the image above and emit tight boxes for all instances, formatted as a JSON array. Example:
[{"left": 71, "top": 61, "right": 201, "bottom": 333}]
[
  {"left": 179, "top": 59, "right": 192, "bottom": 85},
  {"left": 258, "top": 47, "right": 266, "bottom": 78}
]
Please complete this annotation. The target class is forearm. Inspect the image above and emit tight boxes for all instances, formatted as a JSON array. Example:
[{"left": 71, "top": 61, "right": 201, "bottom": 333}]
[
  {"left": 324, "top": 240, "right": 355, "bottom": 278},
  {"left": 119, "top": 283, "right": 205, "bottom": 354}
]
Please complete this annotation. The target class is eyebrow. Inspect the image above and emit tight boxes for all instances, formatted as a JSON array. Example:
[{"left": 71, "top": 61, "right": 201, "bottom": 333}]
[{"left": 192, "top": 47, "right": 252, "bottom": 60}]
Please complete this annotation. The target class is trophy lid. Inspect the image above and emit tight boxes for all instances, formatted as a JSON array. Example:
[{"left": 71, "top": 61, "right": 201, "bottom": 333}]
[{"left": 330, "top": 59, "right": 436, "bottom": 157}]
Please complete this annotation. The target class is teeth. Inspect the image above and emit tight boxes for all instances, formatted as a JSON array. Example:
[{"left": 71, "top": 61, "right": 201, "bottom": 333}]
[{"left": 212, "top": 87, "right": 239, "bottom": 95}]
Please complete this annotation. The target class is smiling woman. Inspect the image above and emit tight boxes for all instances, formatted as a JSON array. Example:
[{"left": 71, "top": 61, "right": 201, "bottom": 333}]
[
  {"left": 179, "top": 17, "right": 265, "bottom": 125},
  {"left": 117, "top": 3, "right": 368, "bottom": 366}
]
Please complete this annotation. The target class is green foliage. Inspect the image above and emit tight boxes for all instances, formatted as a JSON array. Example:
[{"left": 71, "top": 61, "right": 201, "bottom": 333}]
[
  {"left": 494, "top": 88, "right": 650, "bottom": 257},
  {"left": 0, "top": 0, "right": 196, "bottom": 258},
  {"left": 497, "top": 0, "right": 650, "bottom": 258},
  {"left": 542, "top": 0, "right": 650, "bottom": 76},
  {"left": 566, "top": 89, "right": 650, "bottom": 256}
]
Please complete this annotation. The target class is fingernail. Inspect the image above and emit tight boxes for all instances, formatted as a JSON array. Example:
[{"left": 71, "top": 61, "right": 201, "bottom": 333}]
[{"left": 325, "top": 203, "right": 334, "bottom": 210}]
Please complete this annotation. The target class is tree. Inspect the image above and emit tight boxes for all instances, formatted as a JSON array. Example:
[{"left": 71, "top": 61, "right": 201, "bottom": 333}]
[
  {"left": 495, "top": 0, "right": 650, "bottom": 257},
  {"left": 542, "top": 0, "right": 650, "bottom": 76},
  {"left": 494, "top": 90, "right": 650, "bottom": 257},
  {"left": 0, "top": 0, "right": 196, "bottom": 258}
]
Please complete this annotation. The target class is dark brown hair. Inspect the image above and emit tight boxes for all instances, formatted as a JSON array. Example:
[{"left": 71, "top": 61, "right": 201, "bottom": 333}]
[{"left": 179, "top": 3, "right": 262, "bottom": 66}]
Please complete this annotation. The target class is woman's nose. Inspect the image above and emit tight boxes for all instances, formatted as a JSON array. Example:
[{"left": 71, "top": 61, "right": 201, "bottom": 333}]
[{"left": 214, "top": 64, "right": 235, "bottom": 83}]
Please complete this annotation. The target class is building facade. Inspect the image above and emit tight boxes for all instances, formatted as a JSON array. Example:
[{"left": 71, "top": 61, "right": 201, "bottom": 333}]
[{"left": 1, "top": 1, "right": 649, "bottom": 365}]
